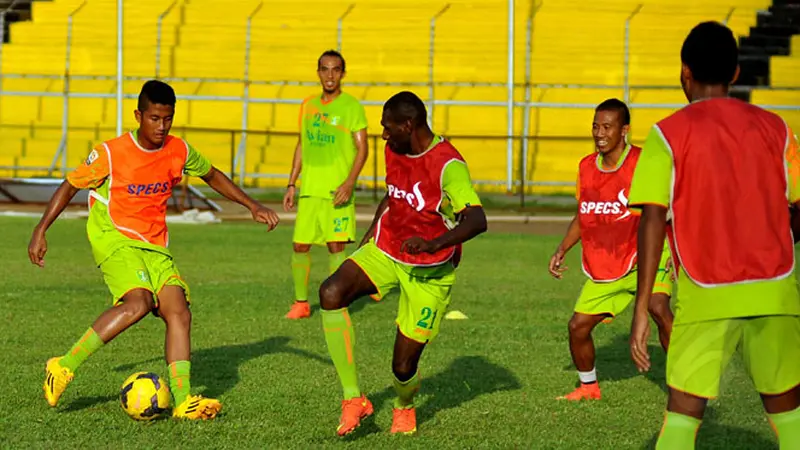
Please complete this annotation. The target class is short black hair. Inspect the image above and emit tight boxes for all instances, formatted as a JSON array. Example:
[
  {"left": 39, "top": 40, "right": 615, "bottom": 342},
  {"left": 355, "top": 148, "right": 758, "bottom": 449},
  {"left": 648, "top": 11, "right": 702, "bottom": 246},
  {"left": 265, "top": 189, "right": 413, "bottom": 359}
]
[
  {"left": 384, "top": 91, "right": 427, "bottom": 126},
  {"left": 681, "top": 21, "right": 738, "bottom": 85},
  {"left": 138, "top": 80, "right": 176, "bottom": 112},
  {"left": 595, "top": 98, "right": 630, "bottom": 126},
  {"left": 318, "top": 50, "right": 345, "bottom": 72}
]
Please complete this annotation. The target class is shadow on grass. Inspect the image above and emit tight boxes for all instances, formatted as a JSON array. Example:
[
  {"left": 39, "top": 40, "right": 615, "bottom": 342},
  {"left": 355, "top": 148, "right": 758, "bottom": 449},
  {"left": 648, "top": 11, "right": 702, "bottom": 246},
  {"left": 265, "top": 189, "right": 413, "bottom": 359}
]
[
  {"left": 561, "top": 332, "right": 668, "bottom": 394},
  {"left": 597, "top": 333, "right": 668, "bottom": 392},
  {"left": 345, "top": 355, "right": 522, "bottom": 440},
  {"left": 112, "top": 336, "right": 331, "bottom": 398},
  {"left": 640, "top": 407, "right": 777, "bottom": 449},
  {"left": 61, "top": 394, "right": 118, "bottom": 413}
]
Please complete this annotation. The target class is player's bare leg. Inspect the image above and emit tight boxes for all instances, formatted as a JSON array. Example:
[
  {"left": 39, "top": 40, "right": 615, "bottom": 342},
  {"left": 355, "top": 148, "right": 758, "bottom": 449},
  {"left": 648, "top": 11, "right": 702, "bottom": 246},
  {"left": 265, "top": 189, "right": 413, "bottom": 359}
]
[
  {"left": 761, "top": 385, "right": 800, "bottom": 448},
  {"left": 158, "top": 286, "right": 191, "bottom": 364},
  {"left": 558, "top": 312, "right": 607, "bottom": 400},
  {"left": 319, "top": 260, "right": 377, "bottom": 435},
  {"left": 390, "top": 329, "right": 425, "bottom": 435},
  {"left": 44, "top": 289, "right": 154, "bottom": 407},
  {"left": 158, "top": 285, "right": 220, "bottom": 420},
  {"left": 648, "top": 293, "right": 673, "bottom": 352},
  {"left": 287, "top": 242, "right": 312, "bottom": 319},
  {"left": 93, "top": 289, "right": 156, "bottom": 341}
]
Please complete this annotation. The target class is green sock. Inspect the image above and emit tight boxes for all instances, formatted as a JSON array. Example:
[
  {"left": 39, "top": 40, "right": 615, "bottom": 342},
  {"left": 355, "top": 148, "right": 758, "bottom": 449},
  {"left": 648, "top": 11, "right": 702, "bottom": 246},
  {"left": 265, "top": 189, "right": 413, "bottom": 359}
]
[
  {"left": 322, "top": 308, "right": 360, "bottom": 400},
  {"left": 168, "top": 360, "right": 192, "bottom": 406},
  {"left": 656, "top": 411, "right": 701, "bottom": 450},
  {"left": 329, "top": 251, "right": 346, "bottom": 275},
  {"left": 769, "top": 406, "right": 800, "bottom": 449},
  {"left": 393, "top": 372, "right": 421, "bottom": 409},
  {"left": 59, "top": 328, "right": 104, "bottom": 372},
  {"left": 291, "top": 252, "right": 311, "bottom": 301}
]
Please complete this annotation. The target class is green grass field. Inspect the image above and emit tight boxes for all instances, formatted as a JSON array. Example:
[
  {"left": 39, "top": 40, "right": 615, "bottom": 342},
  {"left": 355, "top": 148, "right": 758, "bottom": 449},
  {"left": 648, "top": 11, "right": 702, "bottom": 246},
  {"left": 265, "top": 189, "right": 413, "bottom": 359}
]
[{"left": 0, "top": 216, "right": 781, "bottom": 449}]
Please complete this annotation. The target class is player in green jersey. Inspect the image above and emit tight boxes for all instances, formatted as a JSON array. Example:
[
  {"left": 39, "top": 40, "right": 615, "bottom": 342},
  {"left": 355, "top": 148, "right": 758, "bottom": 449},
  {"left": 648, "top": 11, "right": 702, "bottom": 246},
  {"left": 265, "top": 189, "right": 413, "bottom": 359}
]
[{"left": 283, "top": 50, "right": 369, "bottom": 320}]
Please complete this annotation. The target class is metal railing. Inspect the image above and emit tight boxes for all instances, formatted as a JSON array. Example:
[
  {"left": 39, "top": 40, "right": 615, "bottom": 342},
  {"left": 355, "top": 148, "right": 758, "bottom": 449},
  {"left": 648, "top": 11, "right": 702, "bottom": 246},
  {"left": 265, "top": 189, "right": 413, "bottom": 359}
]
[
  {"left": 0, "top": 123, "right": 603, "bottom": 199},
  {"left": 0, "top": 1, "right": 797, "bottom": 195}
]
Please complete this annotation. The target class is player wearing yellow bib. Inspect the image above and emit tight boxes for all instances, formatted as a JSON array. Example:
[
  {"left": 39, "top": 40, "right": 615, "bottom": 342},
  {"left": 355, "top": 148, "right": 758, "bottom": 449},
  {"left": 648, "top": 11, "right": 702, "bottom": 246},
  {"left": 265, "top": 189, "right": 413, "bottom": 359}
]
[{"left": 283, "top": 50, "right": 369, "bottom": 319}]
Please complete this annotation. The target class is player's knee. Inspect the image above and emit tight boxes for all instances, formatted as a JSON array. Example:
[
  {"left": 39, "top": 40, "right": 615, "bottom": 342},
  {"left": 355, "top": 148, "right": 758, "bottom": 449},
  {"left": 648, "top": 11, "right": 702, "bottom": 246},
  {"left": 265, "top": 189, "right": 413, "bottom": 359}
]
[
  {"left": 392, "top": 359, "right": 418, "bottom": 382},
  {"left": 319, "top": 279, "right": 345, "bottom": 310},
  {"left": 568, "top": 315, "right": 591, "bottom": 337},
  {"left": 667, "top": 388, "right": 707, "bottom": 418},
  {"left": 162, "top": 303, "right": 191, "bottom": 329},
  {"left": 327, "top": 242, "right": 346, "bottom": 253},
  {"left": 120, "top": 290, "right": 155, "bottom": 320},
  {"left": 293, "top": 243, "right": 311, "bottom": 253}
]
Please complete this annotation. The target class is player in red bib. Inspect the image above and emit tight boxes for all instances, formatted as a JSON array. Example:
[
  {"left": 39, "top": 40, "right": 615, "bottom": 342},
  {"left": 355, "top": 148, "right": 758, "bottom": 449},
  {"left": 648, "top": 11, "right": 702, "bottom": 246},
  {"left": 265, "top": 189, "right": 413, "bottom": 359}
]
[
  {"left": 318, "top": 91, "right": 487, "bottom": 436},
  {"left": 549, "top": 99, "right": 674, "bottom": 401},
  {"left": 629, "top": 22, "right": 800, "bottom": 449}
]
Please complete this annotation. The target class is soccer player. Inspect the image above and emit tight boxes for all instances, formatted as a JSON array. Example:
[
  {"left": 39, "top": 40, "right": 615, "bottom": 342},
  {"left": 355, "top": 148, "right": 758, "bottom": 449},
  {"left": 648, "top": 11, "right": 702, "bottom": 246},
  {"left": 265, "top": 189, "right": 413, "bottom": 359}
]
[
  {"left": 628, "top": 22, "right": 800, "bottom": 449},
  {"left": 549, "top": 99, "right": 674, "bottom": 401},
  {"left": 283, "top": 49, "right": 369, "bottom": 320},
  {"left": 30, "top": 80, "right": 280, "bottom": 419},
  {"left": 318, "top": 91, "right": 487, "bottom": 436}
]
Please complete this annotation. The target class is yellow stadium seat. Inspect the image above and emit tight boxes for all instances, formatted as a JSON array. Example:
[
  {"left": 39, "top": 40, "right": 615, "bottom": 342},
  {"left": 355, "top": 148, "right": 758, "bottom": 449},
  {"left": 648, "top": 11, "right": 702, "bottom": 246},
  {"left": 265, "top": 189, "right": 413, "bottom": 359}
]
[
  {"left": 0, "top": 0, "right": 794, "bottom": 193},
  {"left": 751, "top": 90, "right": 800, "bottom": 134}
]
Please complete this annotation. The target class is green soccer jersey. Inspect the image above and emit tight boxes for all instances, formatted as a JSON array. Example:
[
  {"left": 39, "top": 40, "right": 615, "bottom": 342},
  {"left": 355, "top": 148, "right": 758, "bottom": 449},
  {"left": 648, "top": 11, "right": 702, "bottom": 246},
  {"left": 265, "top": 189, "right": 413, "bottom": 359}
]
[
  {"left": 298, "top": 92, "right": 368, "bottom": 199},
  {"left": 67, "top": 130, "right": 212, "bottom": 265},
  {"left": 628, "top": 125, "right": 800, "bottom": 324}
]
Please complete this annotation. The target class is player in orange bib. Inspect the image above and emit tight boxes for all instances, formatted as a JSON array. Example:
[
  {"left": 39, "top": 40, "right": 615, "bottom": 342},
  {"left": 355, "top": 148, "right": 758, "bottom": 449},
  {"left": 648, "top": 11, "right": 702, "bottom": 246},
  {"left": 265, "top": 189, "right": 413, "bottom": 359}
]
[
  {"left": 629, "top": 22, "right": 800, "bottom": 449},
  {"left": 549, "top": 99, "right": 674, "bottom": 401},
  {"left": 29, "top": 80, "right": 280, "bottom": 419}
]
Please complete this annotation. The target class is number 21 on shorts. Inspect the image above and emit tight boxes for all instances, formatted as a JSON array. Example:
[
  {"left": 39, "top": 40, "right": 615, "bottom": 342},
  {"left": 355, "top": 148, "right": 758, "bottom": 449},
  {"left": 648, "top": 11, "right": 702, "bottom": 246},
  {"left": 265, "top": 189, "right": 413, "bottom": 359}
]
[{"left": 416, "top": 306, "right": 438, "bottom": 329}]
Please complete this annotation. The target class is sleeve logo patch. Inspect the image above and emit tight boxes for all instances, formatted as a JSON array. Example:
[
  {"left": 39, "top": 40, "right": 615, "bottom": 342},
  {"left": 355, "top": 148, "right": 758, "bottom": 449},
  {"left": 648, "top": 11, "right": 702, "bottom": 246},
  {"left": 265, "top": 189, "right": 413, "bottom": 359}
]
[{"left": 86, "top": 149, "right": 99, "bottom": 165}]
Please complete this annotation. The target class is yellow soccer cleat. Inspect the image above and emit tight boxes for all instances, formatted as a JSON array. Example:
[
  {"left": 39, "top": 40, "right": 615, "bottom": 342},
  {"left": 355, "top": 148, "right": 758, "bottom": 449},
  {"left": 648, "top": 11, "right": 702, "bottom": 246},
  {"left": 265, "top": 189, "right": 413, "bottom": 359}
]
[
  {"left": 43, "top": 357, "right": 74, "bottom": 407},
  {"left": 172, "top": 395, "right": 222, "bottom": 420}
]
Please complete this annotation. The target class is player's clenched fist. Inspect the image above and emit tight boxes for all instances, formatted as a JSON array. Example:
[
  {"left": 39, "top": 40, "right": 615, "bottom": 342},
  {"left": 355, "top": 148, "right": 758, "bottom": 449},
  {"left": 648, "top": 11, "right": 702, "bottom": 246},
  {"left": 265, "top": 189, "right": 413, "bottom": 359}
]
[
  {"left": 251, "top": 205, "right": 280, "bottom": 231},
  {"left": 28, "top": 227, "right": 48, "bottom": 268},
  {"left": 400, "top": 236, "right": 437, "bottom": 254}
]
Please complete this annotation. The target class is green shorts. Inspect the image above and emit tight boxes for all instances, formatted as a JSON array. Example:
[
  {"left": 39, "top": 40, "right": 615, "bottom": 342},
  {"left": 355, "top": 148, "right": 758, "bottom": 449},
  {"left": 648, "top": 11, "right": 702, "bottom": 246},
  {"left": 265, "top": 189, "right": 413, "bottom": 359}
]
[
  {"left": 293, "top": 196, "right": 356, "bottom": 246},
  {"left": 100, "top": 246, "right": 189, "bottom": 307},
  {"left": 574, "top": 242, "right": 673, "bottom": 318},
  {"left": 667, "top": 315, "right": 800, "bottom": 398},
  {"left": 348, "top": 240, "right": 455, "bottom": 344}
]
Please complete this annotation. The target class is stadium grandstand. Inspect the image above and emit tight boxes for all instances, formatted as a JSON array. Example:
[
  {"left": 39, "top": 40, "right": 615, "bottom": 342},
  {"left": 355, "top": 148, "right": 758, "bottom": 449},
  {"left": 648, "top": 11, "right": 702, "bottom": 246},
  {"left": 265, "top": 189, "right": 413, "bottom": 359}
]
[{"left": 0, "top": 0, "right": 797, "bottom": 196}]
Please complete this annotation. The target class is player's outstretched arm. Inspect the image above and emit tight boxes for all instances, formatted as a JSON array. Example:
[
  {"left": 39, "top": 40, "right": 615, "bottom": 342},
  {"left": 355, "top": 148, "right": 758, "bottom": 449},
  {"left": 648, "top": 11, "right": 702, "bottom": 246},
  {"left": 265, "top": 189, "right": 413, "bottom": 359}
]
[
  {"left": 402, "top": 206, "right": 488, "bottom": 255},
  {"left": 358, "top": 192, "right": 389, "bottom": 247},
  {"left": 201, "top": 166, "right": 279, "bottom": 231},
  {"left": 630, "top": 204, "right": 668, "bottom": 373},
  {"left": 29, "top": 181, "right": 80, "bottom": 267},
  {"left": 284, "top": 137, "right": 302, "bottom": 212},
  {"left": 334, "top": 129, "right": 369, "bottom": 206},
  {"left": 549, "top": 212, "right": 580, "bottom": 279}
]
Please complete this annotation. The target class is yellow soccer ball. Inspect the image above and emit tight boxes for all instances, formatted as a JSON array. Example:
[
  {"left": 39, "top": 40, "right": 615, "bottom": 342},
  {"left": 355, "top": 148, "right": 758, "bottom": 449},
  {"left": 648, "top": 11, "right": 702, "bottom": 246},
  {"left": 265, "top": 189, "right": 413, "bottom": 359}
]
[{"left": 119, "top": 372, "right": 171, "bottom": 421}]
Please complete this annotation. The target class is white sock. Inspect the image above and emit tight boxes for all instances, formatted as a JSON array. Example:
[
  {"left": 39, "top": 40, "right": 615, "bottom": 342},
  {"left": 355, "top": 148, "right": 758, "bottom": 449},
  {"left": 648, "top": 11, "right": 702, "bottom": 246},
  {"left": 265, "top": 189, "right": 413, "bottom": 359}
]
[{"left": 578, "top": 368, "right": 597, "bottom": 384}]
